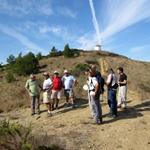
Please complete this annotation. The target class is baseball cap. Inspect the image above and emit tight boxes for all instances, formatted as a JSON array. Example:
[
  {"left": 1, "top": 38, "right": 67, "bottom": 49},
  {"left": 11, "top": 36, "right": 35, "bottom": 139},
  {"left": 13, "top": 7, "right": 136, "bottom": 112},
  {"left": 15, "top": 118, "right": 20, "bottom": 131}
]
[
  {"left": 43, "top": 72, "right": 49, "bottom": 76},
  {"left": 30, "top": 74, "right": 35, "bottom": 78},
  {"left": 54, "top": 71, "right": 59, "bottom": 74},
  {"left": 64, "top": 69, "right": 68, "bottom": 73}
]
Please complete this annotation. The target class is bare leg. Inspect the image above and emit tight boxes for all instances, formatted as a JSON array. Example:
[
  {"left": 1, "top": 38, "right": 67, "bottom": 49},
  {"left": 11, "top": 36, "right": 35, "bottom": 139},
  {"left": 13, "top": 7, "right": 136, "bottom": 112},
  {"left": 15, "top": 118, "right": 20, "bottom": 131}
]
[{"left": 56, "top": 99, "right": 59, "bottom": 109}]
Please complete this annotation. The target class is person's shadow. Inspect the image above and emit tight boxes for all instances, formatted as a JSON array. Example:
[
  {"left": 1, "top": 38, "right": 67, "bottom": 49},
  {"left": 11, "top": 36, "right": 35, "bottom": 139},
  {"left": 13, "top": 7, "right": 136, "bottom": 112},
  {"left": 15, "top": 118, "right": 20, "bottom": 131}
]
[
  {"left": 55, "top": 98, "right": 88, "bottom": 114},
  {"left": 103, "top": 100, "right": 150, "bottom": 124}
]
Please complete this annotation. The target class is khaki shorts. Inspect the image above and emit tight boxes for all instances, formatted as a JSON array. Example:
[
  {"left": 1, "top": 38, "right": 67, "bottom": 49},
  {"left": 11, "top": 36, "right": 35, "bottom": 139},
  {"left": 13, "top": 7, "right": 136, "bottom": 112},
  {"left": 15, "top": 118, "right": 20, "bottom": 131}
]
[
  {"left": 51, "top": 90, "right": 61, "bottom": 99},
  {"left": 43, "top": 91, "right": 51, "bottom": 103},
  {"left": 64, "top": 89, "right": 74, "bottom": 99}
]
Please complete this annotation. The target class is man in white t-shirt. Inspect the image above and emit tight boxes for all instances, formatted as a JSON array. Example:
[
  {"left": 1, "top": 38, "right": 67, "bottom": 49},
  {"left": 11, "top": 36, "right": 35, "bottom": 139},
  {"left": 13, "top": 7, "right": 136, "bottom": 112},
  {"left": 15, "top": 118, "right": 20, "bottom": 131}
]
[
  {"left": 87, "top": 68, "right": 102, "bottom": 125},
  {"left": 43, "top": 72, "right": 53, "bottom": 117},
  {"left": 62, "top": 70, "right": 77, "bottom": 108}
]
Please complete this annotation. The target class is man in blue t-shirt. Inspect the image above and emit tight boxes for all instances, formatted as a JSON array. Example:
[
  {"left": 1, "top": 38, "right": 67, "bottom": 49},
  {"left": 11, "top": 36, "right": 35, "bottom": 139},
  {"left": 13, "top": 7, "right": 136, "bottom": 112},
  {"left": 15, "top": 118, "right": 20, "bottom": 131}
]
[{"left": 62, "top": 70, "right": 77, "bottom": 108}]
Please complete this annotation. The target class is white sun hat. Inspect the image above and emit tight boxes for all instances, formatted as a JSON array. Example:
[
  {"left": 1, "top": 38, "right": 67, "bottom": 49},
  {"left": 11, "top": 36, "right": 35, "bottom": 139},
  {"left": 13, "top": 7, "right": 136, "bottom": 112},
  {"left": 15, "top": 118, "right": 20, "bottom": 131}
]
[
  {"left": 64, "top": 69, "right": 68, "bottom": 73},
  {"left": 83, "top": 84, "right": 88, "bottom": 91}
]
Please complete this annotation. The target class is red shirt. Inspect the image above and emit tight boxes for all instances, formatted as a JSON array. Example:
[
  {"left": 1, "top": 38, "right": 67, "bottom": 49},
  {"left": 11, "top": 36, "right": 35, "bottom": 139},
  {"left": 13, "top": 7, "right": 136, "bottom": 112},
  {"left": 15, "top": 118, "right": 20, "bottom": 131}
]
[{"left": 52, "top": 76, "right": 62, "bottom": 90}]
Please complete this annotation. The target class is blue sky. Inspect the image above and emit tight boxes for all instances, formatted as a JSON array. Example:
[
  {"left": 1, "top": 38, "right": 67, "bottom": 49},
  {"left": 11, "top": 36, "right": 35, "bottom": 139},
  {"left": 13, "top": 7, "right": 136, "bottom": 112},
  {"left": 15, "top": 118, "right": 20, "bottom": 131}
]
[{"left": 0, "top": 0, "right": 150, "bottom": 63}]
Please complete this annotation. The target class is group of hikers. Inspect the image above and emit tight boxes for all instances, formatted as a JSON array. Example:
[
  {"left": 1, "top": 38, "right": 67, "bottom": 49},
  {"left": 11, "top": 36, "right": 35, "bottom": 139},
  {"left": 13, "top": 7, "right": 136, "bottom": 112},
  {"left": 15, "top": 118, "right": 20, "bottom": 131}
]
[
  {"left": 25, "top": 69, "right": 77, "bottom": 117},
  {"left": 85, "top": 65, "right": 127, "bottom": 124},
  {"left": 25, "top": 65, "right": 127, "bottom": 125}
]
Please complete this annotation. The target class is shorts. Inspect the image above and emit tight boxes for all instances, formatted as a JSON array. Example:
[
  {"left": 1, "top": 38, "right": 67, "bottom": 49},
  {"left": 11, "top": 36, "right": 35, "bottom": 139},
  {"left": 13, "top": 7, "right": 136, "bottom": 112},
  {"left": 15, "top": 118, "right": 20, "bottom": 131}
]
[
  {"left": 51, "top": 90, "right": 61, "bottom": 99},
  {"left": 64, "top": 89, "right": 74, "bottom": 99},
  {"left": 43, "top": 91, "right": 51, "bottom": 103}
]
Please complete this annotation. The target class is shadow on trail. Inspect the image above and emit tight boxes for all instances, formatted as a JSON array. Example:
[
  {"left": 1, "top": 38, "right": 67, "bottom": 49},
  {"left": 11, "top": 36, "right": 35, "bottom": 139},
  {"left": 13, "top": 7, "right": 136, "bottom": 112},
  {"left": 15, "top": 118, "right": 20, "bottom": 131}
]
[
  {"left": 55, "top": 98, "right": 88, "bottom": 115},
  {"left": 103, "top": 99, "right": 150, "bottom": 124}
]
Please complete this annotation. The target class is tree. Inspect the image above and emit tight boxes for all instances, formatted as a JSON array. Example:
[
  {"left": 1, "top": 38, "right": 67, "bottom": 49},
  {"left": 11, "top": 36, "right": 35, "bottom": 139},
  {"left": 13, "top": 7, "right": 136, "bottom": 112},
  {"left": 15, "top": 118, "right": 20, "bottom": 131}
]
[
  {"left": 13, "top": 52, "right": 39, "bottom": 75},
  {"left": 49, "top": 46, "right": 62, "bottom": 57},
  {"left": 63, "top": 44, "right": 74, "bottom": 58},
  {"left": 36, "top": 52, "right": 42, "bottom": 60},
  {"left": 7, "top": 55, "right": 16, "bottom": 64}
]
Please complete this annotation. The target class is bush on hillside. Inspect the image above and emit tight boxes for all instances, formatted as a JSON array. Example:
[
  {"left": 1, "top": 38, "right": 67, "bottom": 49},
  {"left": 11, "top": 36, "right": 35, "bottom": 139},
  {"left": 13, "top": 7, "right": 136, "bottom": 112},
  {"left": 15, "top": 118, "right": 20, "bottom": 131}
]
[
  {"left": 36, "top": 52, "right": 43, "bottom": 60},
  {"left": 85, "top": 58, "right": 98, "bottom": 65},
  {"left": 11, "top": 52, "right": 39, "bottom": 75},
  {"left": 0, "top": 120, "right": 32, "bottom": 150},
  {"left": 72, "top": 63, "right": 89, "bottom": 76},
  {"left": 0, "top": 120, "right": 64, "bottom": 150},
  {"left": 49, "top": 46, "right": 62, "bottom": 57},
  {"left": 5, "top": 71, "right": 16, "bottom": 83},
  {"left": 7, "top": 54, "right": 16, "bottom": 64},
  {"left": 63, "top": 44, "right": 74, "bottom": 58}
]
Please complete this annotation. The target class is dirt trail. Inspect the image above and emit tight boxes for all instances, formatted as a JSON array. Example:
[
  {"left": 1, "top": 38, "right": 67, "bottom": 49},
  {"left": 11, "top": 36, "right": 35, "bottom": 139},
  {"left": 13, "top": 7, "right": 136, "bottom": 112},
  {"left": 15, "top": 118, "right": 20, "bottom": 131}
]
[{"left": 1, "top": 96, "right": 150, "bottom": 150}]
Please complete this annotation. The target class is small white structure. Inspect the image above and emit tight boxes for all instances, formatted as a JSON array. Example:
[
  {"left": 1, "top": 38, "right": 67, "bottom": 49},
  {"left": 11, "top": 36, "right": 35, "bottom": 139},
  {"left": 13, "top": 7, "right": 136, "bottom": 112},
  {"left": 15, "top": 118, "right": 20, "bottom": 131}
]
[{"left": 94, "top": 45, "right": 101, "bottom": 51}]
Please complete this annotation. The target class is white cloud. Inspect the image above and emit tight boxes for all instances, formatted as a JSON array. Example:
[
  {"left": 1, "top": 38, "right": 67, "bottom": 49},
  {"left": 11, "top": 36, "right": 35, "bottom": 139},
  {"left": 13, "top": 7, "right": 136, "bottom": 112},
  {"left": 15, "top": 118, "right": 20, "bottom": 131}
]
[
  {"left": 56, "top": 6, "right": 77, "bottom": 18},
  {"left": 80, "top": 0, "right": 150, "bottom": 51},
  {"left": 0, "top": 24, "right": 45, "bottom": 54},
  {"left": 77, "top": 33, "right": 97, "bottom": 50},
  {"left": 101, "top": 0, "right": 150, "bottom": 40},
  {"left": 0, "top": 0, "right": 53, "bottom": 17},
  {"left": 39, "top": 26, "right": 62, "bottom": 35},
  {"left": 130, "top": 45, "right": 149, "bottom": 53}
]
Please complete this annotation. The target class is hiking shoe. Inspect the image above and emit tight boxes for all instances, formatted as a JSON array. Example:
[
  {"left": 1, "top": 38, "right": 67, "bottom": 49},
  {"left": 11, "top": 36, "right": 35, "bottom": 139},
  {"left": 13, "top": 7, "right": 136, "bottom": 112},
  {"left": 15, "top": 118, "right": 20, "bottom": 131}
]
[
  {"left": 71, "top": 104, "right": 76, "bottom": 109},
  {"left": 37, "top": 111, "right": 40, "bottom": 115},
  {"left": 112, "top": 115, "right": 117, "bottom": 119},
  {"left": 47, "top": 113, "right": 52, "bottom": 117},
  {"left": 31, "top": 112, "right": 35, "bottom": 116}
]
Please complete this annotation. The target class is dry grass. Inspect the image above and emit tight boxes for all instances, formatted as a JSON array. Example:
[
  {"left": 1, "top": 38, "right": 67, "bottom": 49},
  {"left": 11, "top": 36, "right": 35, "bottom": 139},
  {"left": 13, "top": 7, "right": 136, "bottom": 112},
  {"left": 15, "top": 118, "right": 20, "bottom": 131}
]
[{"left": 0, "top": 51, "right": 150, "bottom": 113}]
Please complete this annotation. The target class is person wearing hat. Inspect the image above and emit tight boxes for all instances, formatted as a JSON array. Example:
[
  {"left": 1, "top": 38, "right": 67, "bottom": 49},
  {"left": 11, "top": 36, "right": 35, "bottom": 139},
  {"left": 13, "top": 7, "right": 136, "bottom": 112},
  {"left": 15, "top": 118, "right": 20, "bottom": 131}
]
[
  {"left": 42, "top": 72, "right": 53, "bottom": 117},
  {"left": 25, "top": 74, "right": 42, "bottom": 116},
  {"left": 51, "top": 71, "right": 63, "bottom": 110},
  {"left": 86, "top": 68, "right": 103, "bottom": 124},
  {"left": 62, "top": 69, "right": 77, "bottom": 108}
]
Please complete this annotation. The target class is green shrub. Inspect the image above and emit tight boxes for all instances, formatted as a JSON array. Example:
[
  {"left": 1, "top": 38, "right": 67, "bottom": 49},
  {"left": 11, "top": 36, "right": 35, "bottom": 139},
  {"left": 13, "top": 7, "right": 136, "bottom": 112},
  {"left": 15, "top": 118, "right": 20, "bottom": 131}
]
[
  {"left": 49, "top": 47, "right": 62, "bottom": 57},
  {"left": 63, "top": 44, "right": 74, "bottom": 58},
  {"left": 72, "top": 64, "right": 89, "bottom": 76},
  {"left": 36, "top": 52, "right": 43, "bottom": 60},
  {"left": 12, "top": 52, "right": 39, "bottom": 75},
  {"left": 0, "top": 120, "right": 64, "bottom": 150},
  {"left": 5, "top": 71, "right": 16, "bottom": 83},
  {"left": 0, "top": 120, "right": 32, "bottom": 150},
  {"left": 85, "top": 58, "right": 98, "bottom": 65}
]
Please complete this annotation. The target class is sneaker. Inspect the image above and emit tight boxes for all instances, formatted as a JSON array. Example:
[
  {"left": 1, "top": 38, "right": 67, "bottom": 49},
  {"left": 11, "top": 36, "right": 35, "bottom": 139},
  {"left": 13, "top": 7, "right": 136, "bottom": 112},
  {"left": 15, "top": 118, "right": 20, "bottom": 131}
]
[
  {"left": 71, "top": 104, "right": 76, "bottom": 109},
  {"left": 31, "top": 112, "right": 35, "bottom": 116},
  {"left": 100, "top": 118, "right": 103, "bottom": 124},
  {"left": 112, "top": 115, "right": 117, "bottom": 119},
  {"left": 96, "top": 120, "right": 101, "bottom": 125},
  {"left": 47, "top": 113, "right": 52, "bottom": 117},
  {"left": 37, "top": 111, "right": 40, "bottom": 115}
]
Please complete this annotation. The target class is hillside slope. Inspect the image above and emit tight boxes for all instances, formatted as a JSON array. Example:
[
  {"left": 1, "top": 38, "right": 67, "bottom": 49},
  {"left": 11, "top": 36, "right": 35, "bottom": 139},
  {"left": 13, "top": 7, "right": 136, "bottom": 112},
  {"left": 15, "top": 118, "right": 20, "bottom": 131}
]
[
  {"left": 0, "top": 50, "right": 150, "bottom": 112},
  {"left": 1, "top": 97, "right": 150, "bottom": 150}
]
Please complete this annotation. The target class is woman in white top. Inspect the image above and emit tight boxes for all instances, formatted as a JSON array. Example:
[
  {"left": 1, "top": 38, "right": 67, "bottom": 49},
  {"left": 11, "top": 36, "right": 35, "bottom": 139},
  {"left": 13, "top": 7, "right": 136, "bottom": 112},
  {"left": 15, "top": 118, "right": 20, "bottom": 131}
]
[{"left": 43, "top": 72, "right": 53, "bottom": 117}]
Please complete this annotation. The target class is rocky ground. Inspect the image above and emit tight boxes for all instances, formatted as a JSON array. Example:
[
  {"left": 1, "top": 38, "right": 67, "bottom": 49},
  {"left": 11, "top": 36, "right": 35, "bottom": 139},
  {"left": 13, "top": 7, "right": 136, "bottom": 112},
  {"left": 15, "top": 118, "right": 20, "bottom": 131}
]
[{"left": 0, "top": 92, "right": 150, "bottom": 150}]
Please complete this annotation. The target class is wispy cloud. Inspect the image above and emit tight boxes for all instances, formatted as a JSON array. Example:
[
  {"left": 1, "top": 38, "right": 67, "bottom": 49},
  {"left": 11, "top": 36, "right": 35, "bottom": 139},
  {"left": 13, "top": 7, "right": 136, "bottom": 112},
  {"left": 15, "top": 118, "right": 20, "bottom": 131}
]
[
  {"left": 77, "top": 33, "right": 97, "bottom": 50},
  {"left": 56, "top": 6, "right": 77, "bottom": 18},
  {"left": 101, "top": 0, "right": 150, "bottom": 40},
  {"left": 80, "top": 0, "right": 150, "bottom": 50},
  {"left": 39, "top": 26, "right": 62, "bottom": 35},
  {"left": 0, "top": 0, "right": 53, "bottom": 17},
  {"left": 130, "top": 45, "right": 149, "bottom": 53},
  {"left": 88, "top": 0, "right": 101, "bottom": 44},
  {"left": 0, "top": 24, "right": 45, "bottom": 53}
]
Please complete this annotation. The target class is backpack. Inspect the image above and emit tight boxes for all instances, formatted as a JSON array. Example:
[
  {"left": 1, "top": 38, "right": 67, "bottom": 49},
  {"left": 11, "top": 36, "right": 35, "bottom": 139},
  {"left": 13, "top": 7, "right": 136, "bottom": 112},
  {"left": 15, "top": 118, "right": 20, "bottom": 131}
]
[
  {"left": 109, "top": 74, "right": 118, "bottom": 89},
  {"left": 95, "top": 71, "right": 105, "bottom": 94}
]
